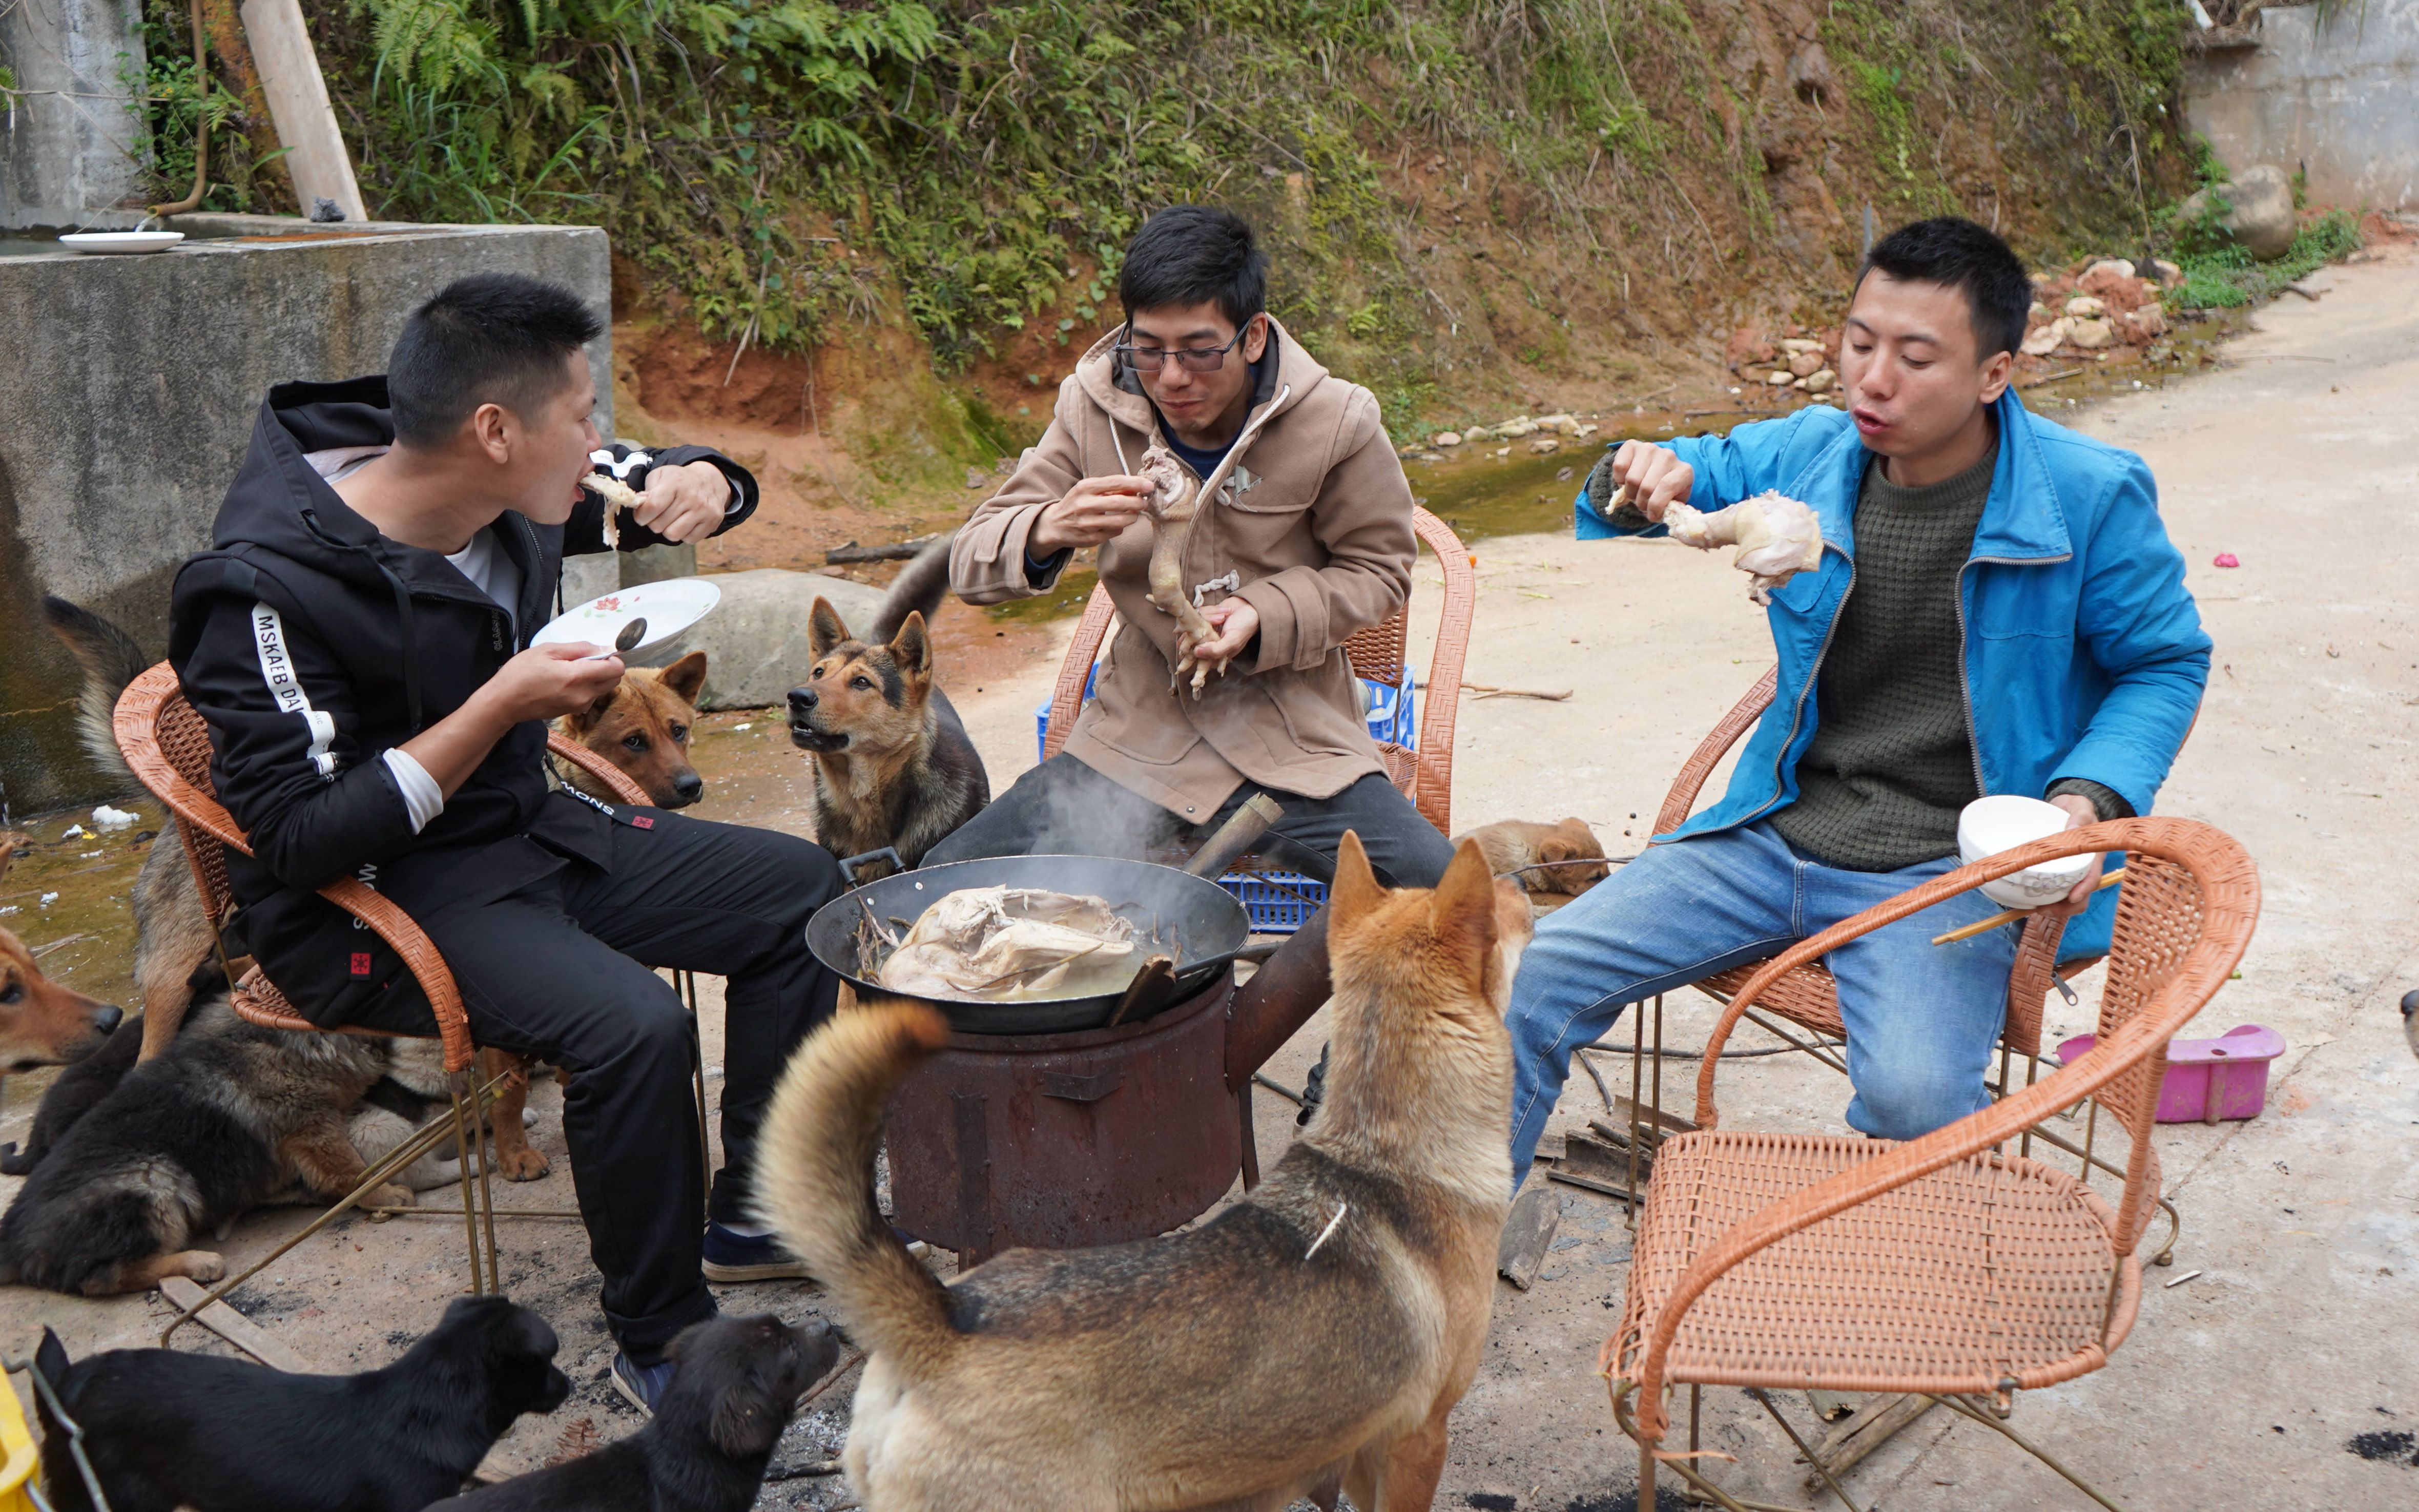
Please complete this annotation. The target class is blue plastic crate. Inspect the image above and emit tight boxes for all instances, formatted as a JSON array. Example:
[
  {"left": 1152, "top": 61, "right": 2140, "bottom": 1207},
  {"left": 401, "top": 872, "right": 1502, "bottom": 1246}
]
[
  {"left": 1037, "top": 665, "right": 1418, "bottom": 762},
  {"left": 1218, "top": 869, "right": 1329, "bottom": 934}
]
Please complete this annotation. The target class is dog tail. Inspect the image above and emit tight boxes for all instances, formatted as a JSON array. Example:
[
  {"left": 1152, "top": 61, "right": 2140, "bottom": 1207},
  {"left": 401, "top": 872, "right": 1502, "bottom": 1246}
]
[
  {"left": 755, "top": 999, "right": 959, "bottom": 1374},
  {"left": 39, "top": 595, "right": 150, "bottom": 790},
  {"left": 871, "top": 528, "right": 960, "bottom": 643}
]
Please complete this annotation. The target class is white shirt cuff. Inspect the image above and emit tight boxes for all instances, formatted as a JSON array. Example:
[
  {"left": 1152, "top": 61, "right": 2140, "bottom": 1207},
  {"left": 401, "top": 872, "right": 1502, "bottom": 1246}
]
[{"left": 383, "top": 749, "right": 444, "bottom": 834}]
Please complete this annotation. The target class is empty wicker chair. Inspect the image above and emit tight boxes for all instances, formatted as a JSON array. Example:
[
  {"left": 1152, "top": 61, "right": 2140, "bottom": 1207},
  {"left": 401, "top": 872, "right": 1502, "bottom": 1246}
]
[
  {"left": 1605, "top": 816, "right": 2258, "bottom": 1512},
  {"left": 1045, "top": 505, "right": 1475, "bottom": 832}
]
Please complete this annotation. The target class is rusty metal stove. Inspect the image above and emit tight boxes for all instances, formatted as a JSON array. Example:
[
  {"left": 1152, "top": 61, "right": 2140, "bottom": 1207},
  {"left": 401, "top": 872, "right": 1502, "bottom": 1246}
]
[{"left": 884, "top": 966, "right": 1257, "bottom": 1267}]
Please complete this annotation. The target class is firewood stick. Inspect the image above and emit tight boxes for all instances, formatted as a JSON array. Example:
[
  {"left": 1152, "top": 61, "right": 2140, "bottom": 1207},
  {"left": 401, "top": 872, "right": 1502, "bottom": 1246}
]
[{"left": 1462, "top": 681, "right": 1573, "bottom": 700}]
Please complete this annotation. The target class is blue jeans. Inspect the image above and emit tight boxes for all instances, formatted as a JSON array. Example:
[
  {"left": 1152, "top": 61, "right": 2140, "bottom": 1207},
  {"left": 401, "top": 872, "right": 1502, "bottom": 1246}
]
[{"left": 1506, "top": 822, "right": 2018, "bottom": 1178}]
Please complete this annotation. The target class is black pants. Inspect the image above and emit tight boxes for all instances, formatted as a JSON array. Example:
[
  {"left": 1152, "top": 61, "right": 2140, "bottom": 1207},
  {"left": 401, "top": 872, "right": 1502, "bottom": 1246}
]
[
  {"left": 351, "top": 811, "right": 839, "bottom": 1363},
  {"left": 925, "top": 755, "right": 1457, "bottom": 889}
]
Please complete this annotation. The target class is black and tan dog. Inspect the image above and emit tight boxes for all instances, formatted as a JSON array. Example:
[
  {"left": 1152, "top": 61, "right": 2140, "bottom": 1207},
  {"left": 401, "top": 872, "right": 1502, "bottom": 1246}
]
[
  {"left": 787, "top": 534, "right": 988, "bottom": 873},
  {"left": 0, "top": 976, "right": 407, "bottom": 1295},
  {"left": 755, "top": 833, "right": 1531, "bottom": 1511},
  {"left": 35, "top": 1295, "right": 569, "bottom": 1512},
  {"left": 430, "top": 1312, "right": 838, "bottom": 1512}
]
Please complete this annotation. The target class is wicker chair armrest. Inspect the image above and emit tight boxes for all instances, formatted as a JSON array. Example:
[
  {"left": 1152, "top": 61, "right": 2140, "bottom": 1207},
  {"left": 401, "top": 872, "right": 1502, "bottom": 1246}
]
[
  {"left": 316, "top": 876, "right": 475, "bottom": 1073},
  {"left": 1630, "top": 819, "right": 2259, "bottom": 1438},
  {"left": 547, "top": 730, "right": 650, "bottom": 805},
  {"left": 1409, "top": 508, "right": 1473, "bottom": 833},
  {"left": 1653, "top": 666, "right": 1776, "bottom": 835},
  {"left": 1043, "top": 582, "right": 1120, "bottom": 763}
]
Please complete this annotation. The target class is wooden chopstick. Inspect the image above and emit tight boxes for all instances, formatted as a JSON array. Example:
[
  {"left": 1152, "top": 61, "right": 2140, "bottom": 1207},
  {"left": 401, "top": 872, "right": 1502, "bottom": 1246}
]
[{"left": 1932, "top": 867, "right": 2126, "bottom": 946}]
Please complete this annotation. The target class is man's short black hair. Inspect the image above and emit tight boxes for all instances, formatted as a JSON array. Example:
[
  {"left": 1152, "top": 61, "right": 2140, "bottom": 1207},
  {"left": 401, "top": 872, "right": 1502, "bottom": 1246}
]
[
  {"left": 1117, "top": 205, "right": 1268, "bottom": 331},
  {"left": 388, "top": 273, "right": 604, "bottom": 446},
  {"left": 1857, "top": 217, "right": 2032, "bottom": 361}
]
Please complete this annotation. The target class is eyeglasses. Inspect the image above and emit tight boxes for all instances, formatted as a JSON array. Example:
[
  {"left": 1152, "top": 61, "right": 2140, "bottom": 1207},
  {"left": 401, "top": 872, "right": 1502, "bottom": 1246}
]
[{"left": 1114, "top": 318, "right": 1256, "bottom": 373}]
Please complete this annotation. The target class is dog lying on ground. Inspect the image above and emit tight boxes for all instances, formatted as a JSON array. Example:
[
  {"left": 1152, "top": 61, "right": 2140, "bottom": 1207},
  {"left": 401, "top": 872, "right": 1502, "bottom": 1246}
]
[
  {"left": 430, "top": 1312, "right": 839, "bottom": 1511},
  {"left": 0, "top": 980, "right": 408, "bottom": 1295},
  {"left": 756, "top": 833, "right": 1531, "bottom": 1512},
  {"left": 34, "top": 1295, "right": 570, "bottom": 1512},
  {"left": 1453, "top": 816, "right": 1614, "bottom": 900},
  {"left": 787, "top": 532, "right": 988, "bottom": 874}
]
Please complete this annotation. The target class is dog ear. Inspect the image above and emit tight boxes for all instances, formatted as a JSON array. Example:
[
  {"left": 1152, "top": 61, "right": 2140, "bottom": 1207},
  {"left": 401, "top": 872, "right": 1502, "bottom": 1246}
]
[
  {"left": 1330, "top": 831, "right": 1384, "bottom": 928},
  {"left": 573, "top": 683, "right": 621, "bottom": 731},
  {"left": 35, "top": 1327, "right": 69, "bottom": 1385},
  {"left": 1428, "top": 839, "right": 1501, "bottom": 965},
  {"left": 709, "top": 1365, "right": 789, "bottom": 1459},
  {"left": 890, "top": 611, "right": 932, "bottom": 678},
  {"left": 1538, "top": 837, "right": 1576, "bottom": 865},
  {"left": 809, "top": 597, "right": 851, "bottom": 658},
  {"left": 658, "top": 650, "right": 709, "bottom": 705}
]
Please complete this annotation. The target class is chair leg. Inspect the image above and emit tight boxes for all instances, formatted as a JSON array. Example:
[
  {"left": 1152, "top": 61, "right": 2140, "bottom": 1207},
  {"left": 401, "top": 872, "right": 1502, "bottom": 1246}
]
[
  {"left": 450, "top": 1078, "right": 489, "bottom": 1295},
  {"left": 1746, "top": 1389, "right": 1871, "bottom": 1512},
  {"left": 1926, "top": 1394, "right": 2131, "bottom": 1512},
  {"left": 1610, "top": 1380, "right": 1805, "bottom": 1512}
]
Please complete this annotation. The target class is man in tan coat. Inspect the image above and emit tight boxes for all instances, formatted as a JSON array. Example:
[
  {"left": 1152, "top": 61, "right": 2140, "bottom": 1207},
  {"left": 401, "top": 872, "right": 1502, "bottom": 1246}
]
[{"left": 936, "top": 205, "right": 1454, "bottom": 896}]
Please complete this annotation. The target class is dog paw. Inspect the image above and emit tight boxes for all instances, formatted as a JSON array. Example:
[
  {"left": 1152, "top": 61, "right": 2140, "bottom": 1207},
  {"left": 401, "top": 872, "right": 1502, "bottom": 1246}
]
[
  {"left": 367, "top": 1183, "right": 415, "bottom": 1210},
  {"left": 496, "top": 1146, "right": 551, "bottom": 1182},
  {"left": 185, "top": 1252, "right": 225, "bottom": 1283}
]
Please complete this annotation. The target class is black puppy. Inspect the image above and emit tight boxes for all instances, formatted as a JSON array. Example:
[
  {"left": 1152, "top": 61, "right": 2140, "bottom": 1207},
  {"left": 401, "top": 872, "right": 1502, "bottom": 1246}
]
[
  {"left": 35, "top": 1295, "right": 570, "bottom": 1512},
  {"left": 430, "top": 1313, "right": 839, "bottom": 1511}
]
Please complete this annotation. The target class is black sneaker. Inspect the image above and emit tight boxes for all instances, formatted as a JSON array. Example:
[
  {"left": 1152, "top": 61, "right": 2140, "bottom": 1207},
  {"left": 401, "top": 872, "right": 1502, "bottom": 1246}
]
[
  {"left": 701, "top": 1221, "right": 814, "bottom": 1282},
  {"left": 610, "top": 1351, "right": 675, "bottom": 1416}
]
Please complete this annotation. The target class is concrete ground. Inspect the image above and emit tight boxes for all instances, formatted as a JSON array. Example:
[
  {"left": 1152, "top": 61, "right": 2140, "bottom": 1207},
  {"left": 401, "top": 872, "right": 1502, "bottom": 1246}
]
[{"left": 3, "top": 245, "right": 2416, "bottom": 1509}]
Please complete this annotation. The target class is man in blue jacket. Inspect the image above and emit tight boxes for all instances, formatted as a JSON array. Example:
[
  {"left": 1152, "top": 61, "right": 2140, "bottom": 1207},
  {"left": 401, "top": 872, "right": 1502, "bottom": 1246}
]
[{"left": 1507, "top": 218, "right": 2207, "bottom": 1178}]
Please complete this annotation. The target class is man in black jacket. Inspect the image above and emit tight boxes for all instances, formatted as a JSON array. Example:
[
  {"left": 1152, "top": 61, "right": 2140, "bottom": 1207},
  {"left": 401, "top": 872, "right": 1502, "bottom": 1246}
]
[{"left": 169, "top": 274, "right": 839, "bottom": 1412}]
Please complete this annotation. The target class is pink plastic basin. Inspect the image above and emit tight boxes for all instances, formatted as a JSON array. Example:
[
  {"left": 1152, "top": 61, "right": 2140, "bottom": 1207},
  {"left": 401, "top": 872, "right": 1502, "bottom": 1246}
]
[{"left": 2054, "top": 1024, "right": 2285, "bottom": 1124}]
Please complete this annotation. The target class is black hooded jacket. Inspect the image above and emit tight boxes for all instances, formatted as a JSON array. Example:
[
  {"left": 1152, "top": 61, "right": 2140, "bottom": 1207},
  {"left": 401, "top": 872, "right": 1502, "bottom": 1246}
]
[{"left": 168, "top": 376, "right": 757, "bottom": 1025}]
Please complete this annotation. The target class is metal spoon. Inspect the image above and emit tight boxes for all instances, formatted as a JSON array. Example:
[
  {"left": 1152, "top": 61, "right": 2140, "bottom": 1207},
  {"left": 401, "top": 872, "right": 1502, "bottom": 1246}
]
[{"left": 582, "top": 616, "right": 647, "bottom": 660}]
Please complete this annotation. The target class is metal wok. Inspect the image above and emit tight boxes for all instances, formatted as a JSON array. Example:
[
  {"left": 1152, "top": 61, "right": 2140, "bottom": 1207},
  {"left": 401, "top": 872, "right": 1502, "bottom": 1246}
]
[{"left": 805, "top": 854, "right": 1253, "bottom": 1034}]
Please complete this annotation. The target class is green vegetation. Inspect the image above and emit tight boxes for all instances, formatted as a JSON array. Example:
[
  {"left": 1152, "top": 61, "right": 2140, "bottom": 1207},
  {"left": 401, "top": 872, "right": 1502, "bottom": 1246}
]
[
  {"left": 2169, "top": 211, "right": 2362, "bottom": 309},
  {"left": 135, "top": 2, "right": 2198, "bottom": 408}
]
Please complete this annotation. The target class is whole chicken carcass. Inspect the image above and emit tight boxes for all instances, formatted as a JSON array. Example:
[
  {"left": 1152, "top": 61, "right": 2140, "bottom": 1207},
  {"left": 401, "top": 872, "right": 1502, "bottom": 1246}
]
[
  {"left": 1135, "top": 439, "right": 1227, "bottom": 696},
  {"left": 1659, "top": 489, "right": 1825, "bottom": 604},
  {"left": 874, "top": 886, "right": 1139, "bottom": 1000}
]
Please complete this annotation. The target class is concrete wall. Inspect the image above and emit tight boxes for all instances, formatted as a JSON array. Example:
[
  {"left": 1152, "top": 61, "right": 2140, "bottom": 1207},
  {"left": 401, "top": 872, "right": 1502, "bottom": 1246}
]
[
  {"left": 0, "top": 219, "right": 613, "bottom": 814},
  {"left": 2186, "top": 1, "right": 2419, "bottom": 211},
  {"left": 0, "top": 0, "right": 149, "bottom": 229}
]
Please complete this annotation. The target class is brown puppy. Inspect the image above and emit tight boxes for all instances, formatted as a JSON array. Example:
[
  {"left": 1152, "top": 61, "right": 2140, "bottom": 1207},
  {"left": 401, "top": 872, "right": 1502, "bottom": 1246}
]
[
  {"left": 1454, "top": 816, "right": 1613, "bottom": 899},
  {"left": 555, "top": 650, "right": 710, "bottom": 809},
  {"left": 754, "top": 834, "right": 1531, "bottom": 1512},
  {"left": 0, "top": 925, "right": 127, "bottom": 1075},
  {"left": 787, "top": 536, "right": 988, "bottom": 875}
]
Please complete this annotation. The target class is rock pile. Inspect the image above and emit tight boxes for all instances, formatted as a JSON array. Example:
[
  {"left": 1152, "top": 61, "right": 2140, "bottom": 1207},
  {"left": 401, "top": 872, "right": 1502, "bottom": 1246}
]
[
  {"left": 2018, "top": 257, "right": 2176, "bottom": 359},
  {"left": 1725, "top": 328, "right": 1838, "bottom": 400}
]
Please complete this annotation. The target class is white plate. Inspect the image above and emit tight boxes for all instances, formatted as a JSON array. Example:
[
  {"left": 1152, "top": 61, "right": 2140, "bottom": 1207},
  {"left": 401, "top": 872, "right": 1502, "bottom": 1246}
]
[
  {"left": 532, "top": 578, "right": 721, "bottom": 656},
  {"left": 58, "top": 231, "right": 185, "bottom": 255}
]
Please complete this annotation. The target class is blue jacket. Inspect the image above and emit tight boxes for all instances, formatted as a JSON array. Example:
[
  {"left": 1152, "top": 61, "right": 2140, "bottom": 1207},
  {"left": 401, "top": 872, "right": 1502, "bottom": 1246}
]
[{"left": 1576, "top": 390, "right": 2209, "bottom": 960}]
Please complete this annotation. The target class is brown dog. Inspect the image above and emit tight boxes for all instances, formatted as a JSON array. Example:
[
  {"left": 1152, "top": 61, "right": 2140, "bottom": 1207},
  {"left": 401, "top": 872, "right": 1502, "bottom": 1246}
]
[
  {"left": 0, "top": 925, "right": 127, "bottom": 1076},
  {"left": 1454, "top": 816, "right": 1613, "bottom": 899},
  {"left": 787, "top": 536, "right": 988, "bottom": 874},
  {"left": 755, "top": 834, "right": 1531, "bottom": 1512},
  {"left": 555, "top": 650, "right": 710, "bottom": 810}
]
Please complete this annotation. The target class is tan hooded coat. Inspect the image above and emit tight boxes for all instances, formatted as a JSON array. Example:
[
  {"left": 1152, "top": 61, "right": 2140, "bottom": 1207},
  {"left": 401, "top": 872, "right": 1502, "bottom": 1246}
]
[{"left": 950, "top": 318, "right": 1416, "bottom": 821}]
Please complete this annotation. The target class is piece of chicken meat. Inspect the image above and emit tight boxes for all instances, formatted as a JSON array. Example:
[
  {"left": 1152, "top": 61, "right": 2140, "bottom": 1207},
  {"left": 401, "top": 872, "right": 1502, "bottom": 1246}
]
[{"left": 1136, "top": 439, "right": 1226, "bottom": 696}]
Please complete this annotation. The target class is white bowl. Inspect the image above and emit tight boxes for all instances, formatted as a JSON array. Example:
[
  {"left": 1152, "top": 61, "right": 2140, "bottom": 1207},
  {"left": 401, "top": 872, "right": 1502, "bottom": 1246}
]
[
  {"left": 58, "top": 231, "right": 185, "bottom": 255},
  {"left": 1957, "top": 795, "right": 2093, "bottom": 909}
]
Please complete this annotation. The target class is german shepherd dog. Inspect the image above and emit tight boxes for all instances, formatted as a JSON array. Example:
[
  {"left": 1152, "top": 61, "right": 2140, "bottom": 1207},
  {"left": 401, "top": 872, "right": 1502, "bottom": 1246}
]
[
  {"left": 0, "top": 982, "right": 407, "bottom": 1295},
  {"left": 754, "top": 834, "right": 1531, "bottom": 1512},
  {"left": 36, "top": 595, "right": 711, "bottom": 1183},
  {"left": 788, "top": 534, "right": 988, "bottom": 874}
]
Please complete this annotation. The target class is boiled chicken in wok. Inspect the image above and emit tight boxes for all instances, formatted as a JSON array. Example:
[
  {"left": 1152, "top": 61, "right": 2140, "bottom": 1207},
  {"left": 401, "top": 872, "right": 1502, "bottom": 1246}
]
[{"left": 874, "top": 886, "right": 1141, "bottom": 1001}]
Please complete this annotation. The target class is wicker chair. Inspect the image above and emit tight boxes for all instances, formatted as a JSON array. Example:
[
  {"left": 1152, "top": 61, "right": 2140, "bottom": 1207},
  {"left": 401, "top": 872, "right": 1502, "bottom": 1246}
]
[
  {"left": 1606, "top": 816, "right": 2258, "bottom": 1512},
  {"left": 1043, "top": 505, "right": 1476, "bottom": 833},
  {"left": 113, "top": 662, "right": 654, "bottom": 1343},
  {"left": 1613, "top": 666, "right": 2182, "bottom": 1265}
]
